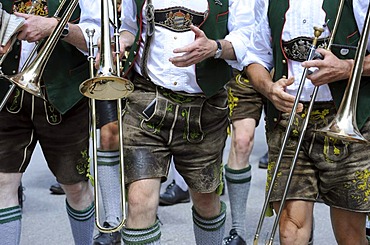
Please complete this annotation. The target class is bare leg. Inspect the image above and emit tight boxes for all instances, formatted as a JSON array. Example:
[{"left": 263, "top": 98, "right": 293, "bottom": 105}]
[
  {"left": 331, "top": 207, "right": 367, "bottom": 245},
  {"left": 126, "top": 178, "right": 161, "bottom": 228},
  {"left": 273, "top": 200, "right": 314, "bottom": 245}
]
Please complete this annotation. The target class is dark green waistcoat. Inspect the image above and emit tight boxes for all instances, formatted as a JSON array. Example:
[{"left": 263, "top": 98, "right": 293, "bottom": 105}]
[
  {"left": 123, "top": 0, "right": 233, "bottom": 97},
  {"left": 267, "top": 0, "right": 370, "bottom": 131},
  {"left": 0, "top": 0, "right": 88, "bottom": 114}
]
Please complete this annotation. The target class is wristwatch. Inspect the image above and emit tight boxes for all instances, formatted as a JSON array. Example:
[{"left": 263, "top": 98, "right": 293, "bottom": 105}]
[
  {"left": 214, "top": 40, "right": 222, "bottom": 59},
  {"left": 60, "top": 23, "right": 70, "bottom": 39}
]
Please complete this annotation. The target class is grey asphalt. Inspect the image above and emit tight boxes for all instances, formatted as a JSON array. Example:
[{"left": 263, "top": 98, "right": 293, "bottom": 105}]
[{"left": 20, "top": 117, "right": 337, "bottom": 245}]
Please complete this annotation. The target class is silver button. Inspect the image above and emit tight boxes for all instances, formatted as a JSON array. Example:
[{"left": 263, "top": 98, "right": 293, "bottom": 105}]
[{"left": 340, "top": 48, "right": 349, "bottom": 56}]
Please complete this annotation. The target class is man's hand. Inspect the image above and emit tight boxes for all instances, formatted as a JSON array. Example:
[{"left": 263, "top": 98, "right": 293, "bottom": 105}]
[
  {"left": 14, "top": 12, "right": 58, "bottom": 42},
  {"left": 301, "top": 48, "right": 354, "bottom": 86},
  {"left": 0, "top": 39, "right": 13, "bottom": 55},
  {"left": 246, "top": 63, "right": 303, "bottom": 114},
  {"left": 95, "top": 30, "right": 135, "bottom": 70},
  {"left": 169, "top": 25, "right": 216, "bottom": 67},
  {"left": 266, "top": 77, "right": 303, "bottom": 113}
]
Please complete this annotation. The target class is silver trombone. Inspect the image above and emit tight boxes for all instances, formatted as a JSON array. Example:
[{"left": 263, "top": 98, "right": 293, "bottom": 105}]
[
  {"left": 253, "top": 1, "right": 346, "bottom": 244},
  {"left": 80, "top": 0, "right": 133, "bottom": 233},
  {"left": 316, "top": 5, "right": 370, "bottom": 144}
]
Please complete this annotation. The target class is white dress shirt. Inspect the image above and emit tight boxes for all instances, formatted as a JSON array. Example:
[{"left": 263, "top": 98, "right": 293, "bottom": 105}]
[
  {"left": 120, "top": 0, "right": 255, "bottom": 94},
  {"left": 244, "top": 0, "right": 370, "bottom": 102}
]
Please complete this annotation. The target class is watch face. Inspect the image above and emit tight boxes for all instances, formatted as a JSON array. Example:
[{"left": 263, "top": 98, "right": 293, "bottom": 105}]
[
  {"left": 62, "top": 24, "right": 69, "bottom": 37},
  {"left": 215, "top": 49, "right": 222, "bottom": 58},
  {"left": 214, "top": 40, "right": 222, "bottom": 58}
]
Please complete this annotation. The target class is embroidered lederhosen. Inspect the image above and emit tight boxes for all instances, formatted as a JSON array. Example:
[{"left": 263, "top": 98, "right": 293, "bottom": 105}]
[
  {"left": 137, "top": 4, "right": 209, "bottom": 141},
  {"left": 5, "top": 0, "right": 62, "bottom": 125}
]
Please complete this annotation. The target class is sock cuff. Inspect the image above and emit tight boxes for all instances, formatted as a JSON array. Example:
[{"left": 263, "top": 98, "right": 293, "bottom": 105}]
[
  {"left": 192, "top": 201, "right": 226, "bottom": 231},
  {"left": 0, "top": 206, "right": 22, "bottom": 224},
  {"left": 224, "top": 164, "right": 252, "bottom": 183},
  {"left": 97, "top": 150, "right": 120, "bottom": 166},
  {"left": 66, "top": 201, "right": 95, "bottom": 222},
  {"left": 121, "top": 219, "right": 161, "bottom": 245}
]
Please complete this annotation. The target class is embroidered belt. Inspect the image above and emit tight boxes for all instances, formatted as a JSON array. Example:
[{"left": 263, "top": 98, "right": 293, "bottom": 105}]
[
  {"left": 154, "top": 6, "right": 206, "bottom": 32},
  {"left": 14, "top": 0, "right": 48, "bottom": 16},
  {"left": 282, "top": 36, "right": 328, "bottom": 62}
]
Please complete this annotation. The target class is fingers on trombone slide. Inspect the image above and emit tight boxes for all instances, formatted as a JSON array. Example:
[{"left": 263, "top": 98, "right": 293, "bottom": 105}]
[{"left": 307, "top": 51, "right": 323, "bottom": 75}]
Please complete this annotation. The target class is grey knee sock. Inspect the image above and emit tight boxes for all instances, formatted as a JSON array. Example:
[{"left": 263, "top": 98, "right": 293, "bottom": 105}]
[
  {"left": 97, "top": 150, "right": 122, "bottom": 226},
  {"left": 193, "top": 201, "right": 226, "bottom": 245},
  {"left": 0, "top": 206, "right": 22, "bottom": 245},
  {"left": 225, "top": 164, "right": 251, "bottom": 241},
  {"left": 66, "top": 201, "right": 95, "bottom": 245},
  {"left": 121, "top": 219, "right": 161, "bottom": 244}
]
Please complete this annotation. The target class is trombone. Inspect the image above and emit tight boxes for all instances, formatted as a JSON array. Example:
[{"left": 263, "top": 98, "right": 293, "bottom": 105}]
[
  {"left": 0, "top": 0, "right": 78, "bottom": 103},
  {"left": 79, "top": 0, "right": 133, "bottom": 233},
  {"left": 0, "top": 0, "right": 67, "bottom": 111},
  {"left": 253, "top": 1, "right": 346, "bottom": 244},
  {"left": 316, "top": 5, "right": 370, "bottom": 144}
]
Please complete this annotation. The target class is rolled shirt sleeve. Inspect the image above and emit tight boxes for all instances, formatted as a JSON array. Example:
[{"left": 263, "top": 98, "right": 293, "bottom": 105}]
[
  {"left": 75, "top": 0, "right": 102, "bottom": 55},
  {"left": 224, "top": 0, "right": 255, "bottom": 71},
  {"left": 242, "top": 0, "right": 274, "bottom": 72},
  {"left": 119, "top": 0, "right": 138, "bottom": 36}
]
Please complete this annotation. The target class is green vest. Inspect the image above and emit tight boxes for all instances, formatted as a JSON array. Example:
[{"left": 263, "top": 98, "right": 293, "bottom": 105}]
[
  {"left": 0, "top": 0, "right": 88, "bottom": 114},
  {"left": 267, "top": 0, "right": 370, "bottom": 131},
  {"left": 123, "top": 0, "right": 233, "bottom": 97}
]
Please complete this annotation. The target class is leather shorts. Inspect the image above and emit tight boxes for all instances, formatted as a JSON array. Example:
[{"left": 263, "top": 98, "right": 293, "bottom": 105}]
[
  {"left": 266, "top": 101, "right": 370, "bottom": 212},
  {"left": 122, "top": 73, "right": 228, "bottom": 193}
]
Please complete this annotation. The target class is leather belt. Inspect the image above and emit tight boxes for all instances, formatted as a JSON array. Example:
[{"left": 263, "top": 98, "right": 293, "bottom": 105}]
[
  {"left": 282, "top": 36, "right": 328, "bottom": 62},
  {"left": 154, "top": 6, "right": 206, "bottom": 32}
]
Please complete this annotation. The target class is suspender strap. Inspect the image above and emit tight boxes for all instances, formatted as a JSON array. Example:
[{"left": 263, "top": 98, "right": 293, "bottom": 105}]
[{"left": 140, "top": 0, "right": 154, "bottom": 79}]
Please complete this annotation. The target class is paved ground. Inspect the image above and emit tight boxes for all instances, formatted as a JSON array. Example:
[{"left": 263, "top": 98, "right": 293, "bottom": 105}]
[{"left": 20, "top": 117, "right": 337, "bottom": 244}]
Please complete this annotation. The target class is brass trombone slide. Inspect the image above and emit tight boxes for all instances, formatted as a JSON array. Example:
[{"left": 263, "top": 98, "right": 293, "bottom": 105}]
[
  {"left": 0, "top": 0, "right": 78, "bottom": 104},
  {"left": 0, "top": 0, "right": 68, "bottom": 111},
  {"left": 253, "top": 1, "right": 346, "bottom": 244},
  {"left": 80, "top": 0, "right": 133, "bottom": 233}
]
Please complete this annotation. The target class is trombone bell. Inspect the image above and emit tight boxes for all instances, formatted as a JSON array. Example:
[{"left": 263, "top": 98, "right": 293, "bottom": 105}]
[
  {"left": 79, "top": 75, "right": 134, "bottom": 100},
  {"left": 316, "top": 117, "right": 369, "bottom": 144},
  {"left": 5, "top": 71, "right": 45, "bottom": 100}
]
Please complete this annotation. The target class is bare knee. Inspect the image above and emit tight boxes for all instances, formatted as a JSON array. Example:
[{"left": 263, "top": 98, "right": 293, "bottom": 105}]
[
  {"left": 0, "top": 173, "right": 22, "bottom": 208},
  {"left": 279, "top": 216, "right": 304, "bottom": 244},
  {"left": 273, "top": 201, "right": 313, "bottom": 245},
  {"left": 62, "top": 181, "right": 93, "bottom": 209},
  {"left": 190, "top": 190, "right": 220, "bottom": 218},
  {"left": 99, "top": 122, "right": 119, "bottom": 150},
  {"left": 126, "top": 179, "right": 161, "bottom": 228},
  {"left": 232, "top": 134, "right": 254, "bottom": 156}
]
